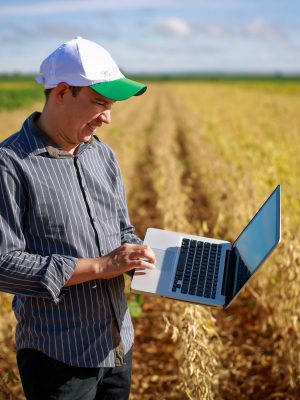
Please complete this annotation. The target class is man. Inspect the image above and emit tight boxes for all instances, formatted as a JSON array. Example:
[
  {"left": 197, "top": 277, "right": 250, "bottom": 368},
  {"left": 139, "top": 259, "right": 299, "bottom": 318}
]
[{"left": 0, "top": 37, "right": 156, "bottom": 399}]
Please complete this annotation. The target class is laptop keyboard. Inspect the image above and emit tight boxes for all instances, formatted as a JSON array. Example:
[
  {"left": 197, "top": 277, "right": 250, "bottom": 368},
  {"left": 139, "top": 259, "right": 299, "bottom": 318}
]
[{"left": 172, "top": 238, "right": 222, "bottom": 299}]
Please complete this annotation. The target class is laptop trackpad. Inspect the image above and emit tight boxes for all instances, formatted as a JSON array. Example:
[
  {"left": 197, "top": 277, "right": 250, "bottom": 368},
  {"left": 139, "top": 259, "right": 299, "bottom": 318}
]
[{"left": 152, "top": 247, "right": 177, "bottom": 272}]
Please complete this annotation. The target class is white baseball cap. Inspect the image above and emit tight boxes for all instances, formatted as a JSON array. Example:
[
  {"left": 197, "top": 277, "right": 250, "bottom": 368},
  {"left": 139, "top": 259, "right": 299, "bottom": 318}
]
[{"left": 35, "top": 37, "right": 147, "bottom": 101}]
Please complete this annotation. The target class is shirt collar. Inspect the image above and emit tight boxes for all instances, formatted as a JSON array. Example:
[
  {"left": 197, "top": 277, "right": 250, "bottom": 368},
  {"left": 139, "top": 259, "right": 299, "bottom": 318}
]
[{"left": 22, "top": 112, "right": 97, "bottom": 158}]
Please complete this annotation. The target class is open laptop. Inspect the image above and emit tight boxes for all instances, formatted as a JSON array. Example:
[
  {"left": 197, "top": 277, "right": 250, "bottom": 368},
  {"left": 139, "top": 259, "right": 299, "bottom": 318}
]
[{"left": 131, "top": 185, "right": 281, "bottom": 309}]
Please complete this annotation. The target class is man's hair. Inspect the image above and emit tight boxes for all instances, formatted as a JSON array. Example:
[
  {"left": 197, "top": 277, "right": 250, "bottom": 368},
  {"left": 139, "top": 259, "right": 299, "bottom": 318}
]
[{"left": 44, "top": 86, "right": 82, "bottom": 101}]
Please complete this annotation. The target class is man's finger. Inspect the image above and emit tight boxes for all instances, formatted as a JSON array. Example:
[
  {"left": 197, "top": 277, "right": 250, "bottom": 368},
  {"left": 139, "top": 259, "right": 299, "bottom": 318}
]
[
  {"left": 130, "top": 259, "right": 156, "bottom": 269},
  {"left": 129, "top": 253, "right": 156, "bottom": 264},
  {"left": 134, "top": 246, "right": 156, "bottom": 262}
]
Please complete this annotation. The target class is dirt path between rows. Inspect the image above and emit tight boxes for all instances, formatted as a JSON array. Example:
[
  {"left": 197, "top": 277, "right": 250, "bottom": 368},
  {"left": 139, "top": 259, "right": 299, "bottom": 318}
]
[{"left": 125, "top": 101, "right": 186, "bottom": 400}]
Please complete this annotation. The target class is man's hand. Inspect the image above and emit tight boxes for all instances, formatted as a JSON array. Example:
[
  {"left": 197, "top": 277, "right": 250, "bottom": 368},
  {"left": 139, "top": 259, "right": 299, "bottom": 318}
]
[
  {"left": 64, "top": 244, "right": 156, "bottom": 287},
  {"left": 96, "top": 243, "right": 156, "bottom": 279}
]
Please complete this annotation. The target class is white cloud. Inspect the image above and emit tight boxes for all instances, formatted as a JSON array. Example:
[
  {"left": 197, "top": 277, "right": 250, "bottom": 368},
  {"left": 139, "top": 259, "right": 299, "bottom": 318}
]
[
  {"left": 155, "top": 17, "right": 191, "bottom": 37},
  {"left": 243, "top": 18, "right": 286, "bottom": 41}
]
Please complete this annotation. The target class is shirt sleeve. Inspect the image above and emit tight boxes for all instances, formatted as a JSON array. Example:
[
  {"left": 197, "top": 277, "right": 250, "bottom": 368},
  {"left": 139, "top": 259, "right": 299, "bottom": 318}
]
[{"left": 0, "top": 152, "right": 78, "bottom": 304}]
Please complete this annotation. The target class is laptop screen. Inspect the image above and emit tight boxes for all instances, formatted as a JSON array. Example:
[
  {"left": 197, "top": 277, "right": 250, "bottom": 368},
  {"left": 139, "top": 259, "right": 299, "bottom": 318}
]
[{"left": 233, "top": 185, "right": 281, "bottom": 279}]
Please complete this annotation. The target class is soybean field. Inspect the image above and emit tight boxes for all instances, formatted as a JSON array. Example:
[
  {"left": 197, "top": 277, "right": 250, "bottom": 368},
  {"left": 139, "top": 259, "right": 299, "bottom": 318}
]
[{"left": 0, "top": 77, "right": 299, "bottom": 400}]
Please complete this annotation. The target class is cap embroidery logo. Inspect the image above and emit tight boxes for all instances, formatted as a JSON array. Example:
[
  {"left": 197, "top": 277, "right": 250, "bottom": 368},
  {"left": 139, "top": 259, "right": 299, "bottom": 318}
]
[{"left": 102, "top": 70, "right": 112, "bottom": 78}]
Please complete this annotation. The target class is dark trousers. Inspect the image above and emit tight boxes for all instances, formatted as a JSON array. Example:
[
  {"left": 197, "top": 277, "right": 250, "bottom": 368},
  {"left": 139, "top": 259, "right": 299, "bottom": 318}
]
[{"left": 17, "top": 348, "right": 133, "bottom": 400}]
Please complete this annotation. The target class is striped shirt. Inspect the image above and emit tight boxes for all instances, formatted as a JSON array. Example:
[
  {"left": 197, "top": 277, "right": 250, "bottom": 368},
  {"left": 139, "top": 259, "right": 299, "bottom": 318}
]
[{"left": 0, "top": 112, "right": 141, "bottom": 368}]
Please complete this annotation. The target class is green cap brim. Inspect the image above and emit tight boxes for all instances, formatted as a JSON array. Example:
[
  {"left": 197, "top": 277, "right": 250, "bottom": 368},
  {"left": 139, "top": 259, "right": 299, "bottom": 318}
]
[{"left": 90, "top": 78, "right": 147, "bottom": 101}]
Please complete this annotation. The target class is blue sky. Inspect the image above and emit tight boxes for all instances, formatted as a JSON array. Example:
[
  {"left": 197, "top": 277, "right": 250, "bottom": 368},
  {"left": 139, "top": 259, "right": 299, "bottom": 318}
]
[{"left": 0, "top": 0, "right": 299, "bottom": 74}]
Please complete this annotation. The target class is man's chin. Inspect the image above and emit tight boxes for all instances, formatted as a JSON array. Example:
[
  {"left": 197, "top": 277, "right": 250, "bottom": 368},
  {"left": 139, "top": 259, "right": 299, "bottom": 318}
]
[
  {"left": 81, "top": 129, "right": 95, "bottom": 141},
  {"left": 83, "top": 134, "right": 94, "bottom": 143}
]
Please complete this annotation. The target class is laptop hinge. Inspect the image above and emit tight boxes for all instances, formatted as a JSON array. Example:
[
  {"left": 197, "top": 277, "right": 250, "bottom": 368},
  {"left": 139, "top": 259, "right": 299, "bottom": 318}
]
[{"left": 221, "top": 249, "right": 237, "bottom": 302}]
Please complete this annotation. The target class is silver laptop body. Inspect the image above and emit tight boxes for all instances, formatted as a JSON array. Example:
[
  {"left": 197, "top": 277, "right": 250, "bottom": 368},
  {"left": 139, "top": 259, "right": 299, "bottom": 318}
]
[{"left": 131, "top": 185, "right": 281, "bottom": 309}]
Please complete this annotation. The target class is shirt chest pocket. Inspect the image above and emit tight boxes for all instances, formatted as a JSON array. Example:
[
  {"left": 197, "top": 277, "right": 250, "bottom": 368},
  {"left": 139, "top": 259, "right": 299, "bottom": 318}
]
[
  {"left": 85, "top": 178, "right": 119, "bottom": 224},
  {"left": 94, "top": 195, "right": 119, "bottom": 224}
]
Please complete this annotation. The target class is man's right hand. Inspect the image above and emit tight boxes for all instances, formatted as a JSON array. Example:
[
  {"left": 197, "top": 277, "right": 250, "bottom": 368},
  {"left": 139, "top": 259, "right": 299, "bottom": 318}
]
[
  {"left": 65, "top": 243, "right": 156, "bottom": 287},
  {"left": 97, "top": 243, "right": 156, "bottom": 279}
]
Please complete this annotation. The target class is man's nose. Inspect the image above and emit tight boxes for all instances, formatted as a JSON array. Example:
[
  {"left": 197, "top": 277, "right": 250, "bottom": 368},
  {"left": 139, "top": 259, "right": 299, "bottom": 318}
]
[{"left": 99, "top": 110, "right": 111, "bottom": 124}]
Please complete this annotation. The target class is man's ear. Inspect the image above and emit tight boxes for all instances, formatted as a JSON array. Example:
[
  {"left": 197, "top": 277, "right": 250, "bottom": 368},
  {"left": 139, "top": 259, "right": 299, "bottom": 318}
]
[{"left": 53, "top": 82, "right": 70, "bottom": 104}]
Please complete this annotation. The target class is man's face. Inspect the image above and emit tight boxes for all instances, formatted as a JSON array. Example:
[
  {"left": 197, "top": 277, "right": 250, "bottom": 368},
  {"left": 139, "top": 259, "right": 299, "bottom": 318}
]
[{"left": 60, "top": 85, "right": 115, "bottom": 146}]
